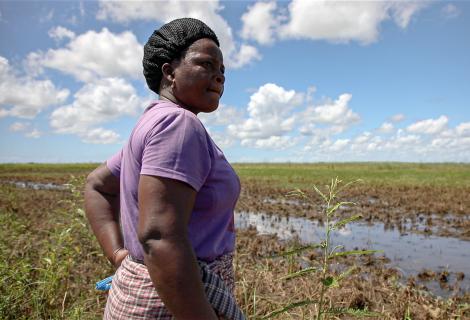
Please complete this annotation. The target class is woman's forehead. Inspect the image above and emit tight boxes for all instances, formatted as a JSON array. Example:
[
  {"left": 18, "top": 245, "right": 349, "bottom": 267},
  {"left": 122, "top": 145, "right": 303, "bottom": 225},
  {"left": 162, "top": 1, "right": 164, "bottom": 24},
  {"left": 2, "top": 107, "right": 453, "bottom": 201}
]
[{"left": 185, "top": 38, "right": 223, "bottom": 61}]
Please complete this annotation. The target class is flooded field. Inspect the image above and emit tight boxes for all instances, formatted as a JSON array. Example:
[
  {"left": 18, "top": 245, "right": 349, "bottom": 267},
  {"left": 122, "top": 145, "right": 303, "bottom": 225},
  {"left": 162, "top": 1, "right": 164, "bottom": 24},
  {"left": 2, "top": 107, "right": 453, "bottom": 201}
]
[
  {"left": 1, "top": 163, "right": 469, "bottom": 319},
  {"left": 236, "top": 211, "right": 470, "bottom": 297}
]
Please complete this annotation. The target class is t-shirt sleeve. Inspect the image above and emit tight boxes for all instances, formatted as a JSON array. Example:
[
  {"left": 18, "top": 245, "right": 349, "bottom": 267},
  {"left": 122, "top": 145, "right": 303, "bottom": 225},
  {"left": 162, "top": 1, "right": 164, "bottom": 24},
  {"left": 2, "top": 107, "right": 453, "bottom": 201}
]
[
  {"left": 141, "top": 110, "right": 211, "bottom": 191},
  {"left": 106, "top": 149, "right": 122, "bottom": 178}
]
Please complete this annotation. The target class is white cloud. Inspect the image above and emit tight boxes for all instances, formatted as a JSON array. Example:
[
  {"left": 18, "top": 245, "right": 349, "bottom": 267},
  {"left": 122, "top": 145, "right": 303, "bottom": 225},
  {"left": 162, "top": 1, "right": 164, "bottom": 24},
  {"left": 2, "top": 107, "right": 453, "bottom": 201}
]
[
  {"left": 354, "top": 131, "right": 372, "bottom": 144},
  {"left": 301, "top": 93, "right": 360, "bottom": 134},
  {"left": 0, "top": 56, "right": 69, "bottom": 119},
  {"left": 199, "top": 103, "right": 244, "bottom": 127},
  {"left": 8, "top": 121, "right": 42, "bottom": 139},
  {"left": 9, "top": 122, "right": 30, "bottom": 132},
  {"left": 48, "top": 26, "right": 76, "bottom": 41},
  {"left": 300, "top": 121, "right": 470, "bottom": 162},
  {"left": 80, "top": 128, "right": 120, "bottom": 144},
  {"left": 50, "top": 77, "right": 144, "bottom": 144},
  {"left": 25, "top": 129, "right": 42, "bottom": 139},
  {"left": 378, "top": 122, "right": 394, "bottom": 133},
  {"left": 228, "top": 83, "right": 303, "bottom": 140},
  {"left": 229, "top": 44, "right": 262, "bottom": 68},
  {"left": 390, "top": 2, "right": 425, "bottom": 28},
  {"left": 241, "top": 1, "right": 279, "bottom": 45},
  {"left": 407, "top": 115, "right": 448, "bottom": 135},
  {"left": 456, "top": 122, "right": 470, "bottom": 137},
  {"left": 208, "top": 131, "right": 235, "bottom": 149},
  {"left": 390, "top": 113, "right": 405, "bottom": 122},
  {"left": 240, "top": 1, "right": 426, "bottom": 45},
  {"left": 442, "top": 4, "right": 460, "bottom": 19},
  {"left": 241, "top": 136, "right": 298, "bottom": 150},
  {"left": 330, "top": 138, "right": 349, "bottom": 151},
  {"left": 96, "top": 0, "right": 259, "bottom": 69},
  {"left": 29, "top": 28, "right": 143, "bottom": 82}
]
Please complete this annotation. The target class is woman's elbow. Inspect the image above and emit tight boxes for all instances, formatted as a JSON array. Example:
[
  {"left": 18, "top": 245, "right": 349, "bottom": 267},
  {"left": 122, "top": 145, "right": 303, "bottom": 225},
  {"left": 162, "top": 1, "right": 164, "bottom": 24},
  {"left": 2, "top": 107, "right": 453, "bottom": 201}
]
[{"left": 138, "top": 228, "right": 163, "bottom": 256}]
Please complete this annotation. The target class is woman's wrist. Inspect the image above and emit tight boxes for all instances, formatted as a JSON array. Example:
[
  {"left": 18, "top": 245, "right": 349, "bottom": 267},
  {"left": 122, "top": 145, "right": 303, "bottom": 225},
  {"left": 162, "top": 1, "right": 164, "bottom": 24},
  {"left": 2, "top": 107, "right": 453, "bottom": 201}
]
[{"left": 112, "top": 247, "right": 128, "bottom": 267}]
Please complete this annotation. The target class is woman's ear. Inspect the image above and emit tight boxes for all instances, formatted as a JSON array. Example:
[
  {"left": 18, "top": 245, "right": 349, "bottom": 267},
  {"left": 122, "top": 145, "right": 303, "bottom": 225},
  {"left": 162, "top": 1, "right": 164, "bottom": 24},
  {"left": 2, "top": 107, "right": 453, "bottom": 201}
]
[{"left": 161, "top": 62, "right": 174, "bottom": 82}]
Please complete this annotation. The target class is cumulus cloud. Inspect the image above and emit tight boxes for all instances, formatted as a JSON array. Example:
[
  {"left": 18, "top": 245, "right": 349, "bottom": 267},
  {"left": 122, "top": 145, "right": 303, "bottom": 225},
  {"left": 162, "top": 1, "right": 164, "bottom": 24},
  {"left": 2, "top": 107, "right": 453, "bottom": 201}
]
[
  {"left": 0, "top": 56, "right": 69, "bottom": 119},
  {"left": 96, "top": 0, "right": 259, "bottom": 69},
  {"left": 241, "top": 0, "right": 427, "bottom": 45},
  {"left": 390, "top": 113, "right": 405, "bottom": 122},
  {"left": 456, "top": 122, "right": 470, "bottom": 137},
  {"left": 28, "top": 28, "right": 142, "bottom": 82},
  {"left": 378, "top": 122, "right": 394, "bottom": 133},
  {"left": 48, "top": 26, "right": 76, "bottom": 41},
  {"left": 330, "top": 138, "right": 350, "bottom": 151},
  {"left": 241, "top": 136, "right": 298, "bottom": 150},
  {"left": 199, "top": 103, "right": 244, "bottom": 127},
  {"left": 300, "top": 93, "right": 360, "bottom": 135},
  {"left": 224, "top": 84, "right": 362, "bottom": 151},
  {"left": 229, "top": 44, "right": 262, "bottom": 68},
  {"left": 25, "top": 129, "right": 42, "bottom": 139},
  {"left": 407, "top": 115, "right": 448, "bottom": 135},
  {"left": 208, "top": 131, "right": 236, "bottom": 149},
  {"left": 228, "top": 83, "right": 303, "bottom": 141},
  {"left": 8, "top": 121, "right": 42, "bottom": 138},
  {"left": 50, "top": 77, "right": 144, "bottom": 144},
  {"left": 299, "top": 116, "right": 470, "bottom": 162},
  {"left": 9, "top": 122, "right": 30, "bottom": 132},
  {"left": 80, "top": 128, "right": 120, "bottom": 144},
  {"left": 241, "top": 1, "right": 279, "bottom": 45}
]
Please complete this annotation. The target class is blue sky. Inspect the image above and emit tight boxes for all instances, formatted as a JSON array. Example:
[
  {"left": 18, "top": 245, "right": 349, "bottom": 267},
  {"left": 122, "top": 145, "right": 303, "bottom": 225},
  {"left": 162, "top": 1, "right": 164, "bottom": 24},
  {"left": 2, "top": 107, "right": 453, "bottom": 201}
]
[{"left": 1, "top": 0, "right": 469, "bottom": 163}]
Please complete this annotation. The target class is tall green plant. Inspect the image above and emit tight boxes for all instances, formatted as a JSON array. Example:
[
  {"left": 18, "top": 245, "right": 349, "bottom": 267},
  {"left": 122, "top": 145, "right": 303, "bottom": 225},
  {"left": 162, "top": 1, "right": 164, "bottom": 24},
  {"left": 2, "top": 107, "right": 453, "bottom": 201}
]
[{"left": 262, "top": 177, "right": 382, "bottom": 319}]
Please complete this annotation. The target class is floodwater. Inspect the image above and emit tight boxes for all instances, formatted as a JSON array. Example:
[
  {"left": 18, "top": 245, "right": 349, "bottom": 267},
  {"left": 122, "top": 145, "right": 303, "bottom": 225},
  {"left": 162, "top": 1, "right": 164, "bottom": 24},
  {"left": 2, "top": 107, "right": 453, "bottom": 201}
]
[
  {"left": 235, "top": 211, "right": 470, "bottom": 297},
  {"left": 4, "top": 181, "right": 69, "bottom": 191}
]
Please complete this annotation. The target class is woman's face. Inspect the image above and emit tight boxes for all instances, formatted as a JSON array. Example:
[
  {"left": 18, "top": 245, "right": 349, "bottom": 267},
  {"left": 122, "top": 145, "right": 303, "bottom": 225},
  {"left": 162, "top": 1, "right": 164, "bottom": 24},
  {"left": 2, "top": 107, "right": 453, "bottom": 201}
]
[{"left": 171, "top": 38, "right": 225, "bottom": 114}]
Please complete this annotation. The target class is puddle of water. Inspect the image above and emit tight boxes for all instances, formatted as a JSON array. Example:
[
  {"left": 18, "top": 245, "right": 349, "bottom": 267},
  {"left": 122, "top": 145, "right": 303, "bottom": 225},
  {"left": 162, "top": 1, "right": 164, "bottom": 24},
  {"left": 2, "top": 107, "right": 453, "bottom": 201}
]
[
  {"left": 235, "top": 211, "right": 470, "bottom": 297},
  {"left": 3, "top": 181, "right": 69, "bottom": 191}
]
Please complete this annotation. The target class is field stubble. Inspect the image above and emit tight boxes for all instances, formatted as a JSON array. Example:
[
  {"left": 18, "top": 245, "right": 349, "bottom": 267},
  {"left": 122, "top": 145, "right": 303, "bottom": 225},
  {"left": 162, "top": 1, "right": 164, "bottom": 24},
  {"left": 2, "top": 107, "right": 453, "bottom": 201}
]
[{"left": 0, "top": 163, "right": 469, "bottom": 319}]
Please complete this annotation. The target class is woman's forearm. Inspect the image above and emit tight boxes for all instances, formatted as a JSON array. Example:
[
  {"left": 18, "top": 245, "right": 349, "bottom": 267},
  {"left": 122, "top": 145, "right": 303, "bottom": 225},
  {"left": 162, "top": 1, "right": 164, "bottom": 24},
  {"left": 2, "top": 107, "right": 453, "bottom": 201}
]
[
  {"left": 84, "top": 165, "right": 124, "bottom": 267},
  {"left": 143, "top": 236, "right": 218, "bottom": 320}
]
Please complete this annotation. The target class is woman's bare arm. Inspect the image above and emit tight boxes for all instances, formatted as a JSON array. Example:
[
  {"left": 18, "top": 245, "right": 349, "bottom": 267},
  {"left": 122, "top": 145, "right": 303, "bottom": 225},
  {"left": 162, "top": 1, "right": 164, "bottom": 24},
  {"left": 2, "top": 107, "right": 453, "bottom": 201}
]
[
  {"left": 84, "top": 164, "right": 127, "bottom": 267},
  {"left": 138, "top": 175, "right": 218, "bottom": 320}
]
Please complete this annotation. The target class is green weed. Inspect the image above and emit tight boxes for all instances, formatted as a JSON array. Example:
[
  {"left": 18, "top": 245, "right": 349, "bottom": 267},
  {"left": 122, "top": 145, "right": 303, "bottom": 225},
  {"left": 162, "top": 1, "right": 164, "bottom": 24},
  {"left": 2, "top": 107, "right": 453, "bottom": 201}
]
[{"left": 262, "top": 178, "right": 382, "bottom": 319}]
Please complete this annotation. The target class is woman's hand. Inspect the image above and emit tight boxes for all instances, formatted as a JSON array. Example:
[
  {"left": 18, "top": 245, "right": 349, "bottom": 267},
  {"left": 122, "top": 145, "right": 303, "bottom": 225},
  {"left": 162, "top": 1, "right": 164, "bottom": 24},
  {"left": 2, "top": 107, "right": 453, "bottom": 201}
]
[{"left": 113, "top": 248, "right": 129, "bottom": 268}]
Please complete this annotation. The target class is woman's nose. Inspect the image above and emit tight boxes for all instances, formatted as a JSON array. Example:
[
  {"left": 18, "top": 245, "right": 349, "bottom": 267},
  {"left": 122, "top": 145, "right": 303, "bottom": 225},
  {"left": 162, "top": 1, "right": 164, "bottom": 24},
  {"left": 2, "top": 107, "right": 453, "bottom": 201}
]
[{"left": 215, "top": 72, "right": 225, "bottom": 84}]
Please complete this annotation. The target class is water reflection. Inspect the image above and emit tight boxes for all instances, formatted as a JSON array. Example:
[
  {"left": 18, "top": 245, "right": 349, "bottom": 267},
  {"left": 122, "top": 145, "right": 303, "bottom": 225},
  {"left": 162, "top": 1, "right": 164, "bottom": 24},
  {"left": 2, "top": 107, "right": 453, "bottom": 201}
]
[
  {"left": 3, "top": 181, "right": 69, "bottom": 190},
  {"left": 235, "top": 211, "right": 470, "bottom": 297}
]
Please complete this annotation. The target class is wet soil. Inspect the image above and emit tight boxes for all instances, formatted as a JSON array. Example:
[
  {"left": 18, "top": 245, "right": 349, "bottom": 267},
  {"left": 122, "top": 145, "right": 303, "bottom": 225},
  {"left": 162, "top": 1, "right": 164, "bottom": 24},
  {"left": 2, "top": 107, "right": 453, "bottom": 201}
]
[
  {"left": 234, "top": 228, "right": 470, "bottom": 319},
  {"left": 236, "top": 179, "right": 470, "bottom": 241}
]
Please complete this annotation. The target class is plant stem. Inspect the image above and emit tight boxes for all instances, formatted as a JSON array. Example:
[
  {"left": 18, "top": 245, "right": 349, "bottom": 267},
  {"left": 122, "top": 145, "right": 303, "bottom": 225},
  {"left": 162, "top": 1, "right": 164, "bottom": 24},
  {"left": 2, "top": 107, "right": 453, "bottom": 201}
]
[{"left": 316, "top": 179, "right": 334, "bottom": 320}]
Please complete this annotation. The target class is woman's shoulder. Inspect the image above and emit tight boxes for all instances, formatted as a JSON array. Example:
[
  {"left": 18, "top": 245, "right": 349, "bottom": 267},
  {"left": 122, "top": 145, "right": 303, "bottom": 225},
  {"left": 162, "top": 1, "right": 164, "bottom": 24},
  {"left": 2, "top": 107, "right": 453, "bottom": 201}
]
[
  {"left": 139, "top": 101, "right": 206, "bottom": 136},
  {"left": 145, "top": 100, "right": 200, "bottom": 122}
]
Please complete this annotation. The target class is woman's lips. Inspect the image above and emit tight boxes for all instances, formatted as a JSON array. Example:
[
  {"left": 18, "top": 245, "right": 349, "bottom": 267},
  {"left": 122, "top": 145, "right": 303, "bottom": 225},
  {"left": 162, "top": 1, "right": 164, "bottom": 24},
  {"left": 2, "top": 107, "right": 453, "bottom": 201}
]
[{"left": 208, "top": 88, "right": 222, "bottom": 96}]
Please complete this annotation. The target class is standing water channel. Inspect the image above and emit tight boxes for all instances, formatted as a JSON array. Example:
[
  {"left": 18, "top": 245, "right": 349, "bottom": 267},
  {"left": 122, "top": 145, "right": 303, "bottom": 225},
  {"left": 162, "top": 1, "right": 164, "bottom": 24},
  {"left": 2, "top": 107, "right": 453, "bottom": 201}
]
[{"left": 235, "top": 211, "right": 470, "bottom": 297}]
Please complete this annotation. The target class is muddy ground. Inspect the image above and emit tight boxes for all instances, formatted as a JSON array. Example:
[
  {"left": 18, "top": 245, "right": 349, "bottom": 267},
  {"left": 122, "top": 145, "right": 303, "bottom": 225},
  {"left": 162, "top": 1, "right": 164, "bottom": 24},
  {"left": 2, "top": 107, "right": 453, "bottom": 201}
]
[{"left": 237, "top": 179, "right": 470, "bottom": 241}]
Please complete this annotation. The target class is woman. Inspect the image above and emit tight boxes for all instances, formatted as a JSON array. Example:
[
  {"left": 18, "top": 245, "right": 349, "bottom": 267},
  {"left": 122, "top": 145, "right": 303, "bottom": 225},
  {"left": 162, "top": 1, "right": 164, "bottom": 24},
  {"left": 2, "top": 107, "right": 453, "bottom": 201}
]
[{"left": 84, "top": 18, "right": 244, "bottom": 319}]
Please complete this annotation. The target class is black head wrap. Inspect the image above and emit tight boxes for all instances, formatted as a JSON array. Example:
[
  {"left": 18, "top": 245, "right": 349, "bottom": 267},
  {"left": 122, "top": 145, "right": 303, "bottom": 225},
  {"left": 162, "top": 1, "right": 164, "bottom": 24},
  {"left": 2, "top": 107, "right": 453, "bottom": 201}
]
[{"left": 143, "top": 18, "right": 220, "bottom": 94}]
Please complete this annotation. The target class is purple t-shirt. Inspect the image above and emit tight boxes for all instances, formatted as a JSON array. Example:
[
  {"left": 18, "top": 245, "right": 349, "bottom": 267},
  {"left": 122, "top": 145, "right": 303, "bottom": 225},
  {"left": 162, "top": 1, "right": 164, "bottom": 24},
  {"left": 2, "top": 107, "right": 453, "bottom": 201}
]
[{"left": 107, "top": 100, "right": 240, "bottom": 262}]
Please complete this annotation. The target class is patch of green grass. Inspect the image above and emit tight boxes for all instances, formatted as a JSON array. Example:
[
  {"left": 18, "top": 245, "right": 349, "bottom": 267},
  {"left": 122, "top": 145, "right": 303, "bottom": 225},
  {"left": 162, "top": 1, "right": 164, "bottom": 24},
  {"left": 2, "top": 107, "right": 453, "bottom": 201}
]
[
  {"left": 232, "top": 162, "right": 470, "bottom": 188},
  {"left": 0, "top": 163, "right": 99, "bottom": 183},
  {"left": 0, "top": 177, "right": 112, "bottom": 319}
]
